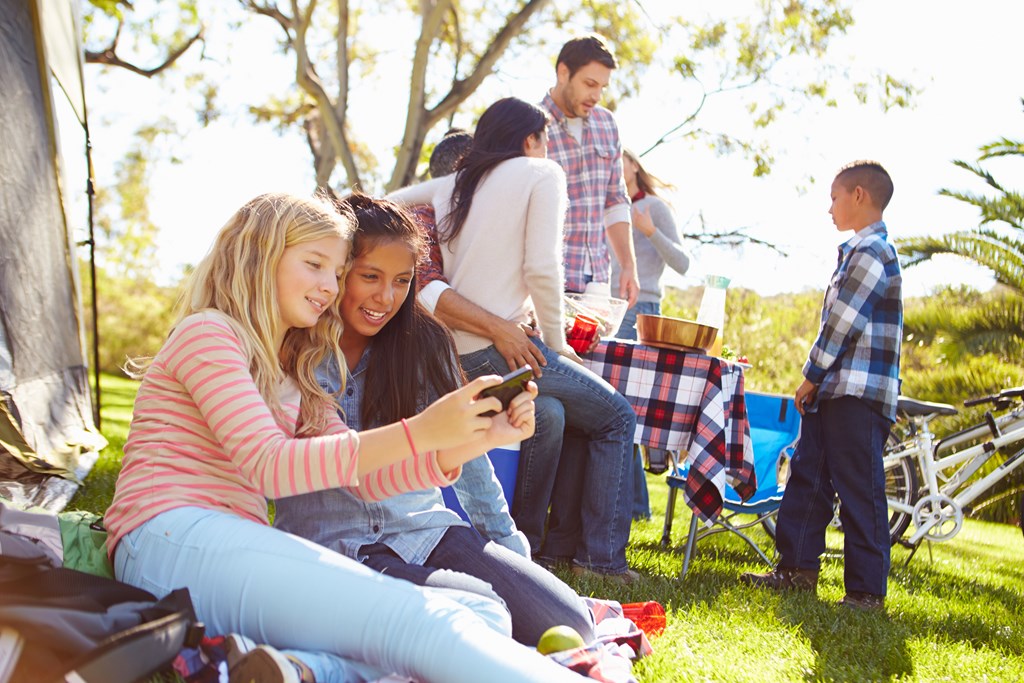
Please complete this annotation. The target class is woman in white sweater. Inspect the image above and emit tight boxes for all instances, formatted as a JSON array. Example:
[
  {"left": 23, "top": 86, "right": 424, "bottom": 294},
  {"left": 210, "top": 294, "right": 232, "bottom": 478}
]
[
  {"left": 388, "top": 99, "right": 569, "bottom": 357},
  {"left": 389, "top": 97, "right": 638, "bottom": 582}
]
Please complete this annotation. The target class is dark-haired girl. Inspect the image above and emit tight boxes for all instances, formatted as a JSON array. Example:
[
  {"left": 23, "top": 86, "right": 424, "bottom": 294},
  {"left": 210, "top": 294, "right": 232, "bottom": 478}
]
[
  {"left": 388, "top": 97, "right": 638, "bottom": 583},
  {"left": 273, "top": 193, "right": 595, "bottom": 647}
]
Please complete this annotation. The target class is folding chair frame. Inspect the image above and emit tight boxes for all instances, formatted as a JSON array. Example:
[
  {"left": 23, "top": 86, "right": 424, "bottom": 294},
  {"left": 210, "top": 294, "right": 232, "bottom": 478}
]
[{"left": 654, "top": 392, "right": 800, "bottom": 580}]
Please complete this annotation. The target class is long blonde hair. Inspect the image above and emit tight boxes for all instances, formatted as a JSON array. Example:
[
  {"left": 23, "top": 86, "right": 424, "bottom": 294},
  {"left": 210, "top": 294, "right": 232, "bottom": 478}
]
[
  {"left": 623, "top": 149, "right": 676, "bottom": 198},
  {"left": 133, "top": 192, "right": 354, "bottom": 436}
]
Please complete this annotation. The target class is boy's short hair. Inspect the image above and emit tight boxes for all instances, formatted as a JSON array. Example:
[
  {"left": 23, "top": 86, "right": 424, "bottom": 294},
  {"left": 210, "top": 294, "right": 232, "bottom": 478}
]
[
  {"left": 835, "top": 160, "right": 894, "bottom": 210},
  {"left": 429, "top": 128, "right": 473, "bottom": 178},
  {"left": 556, "top": 34, "right": 617, "bottom": 77}
]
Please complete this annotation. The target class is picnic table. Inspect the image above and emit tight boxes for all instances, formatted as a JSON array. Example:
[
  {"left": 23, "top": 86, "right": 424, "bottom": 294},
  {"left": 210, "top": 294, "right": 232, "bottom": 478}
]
[{"left": 581, "top": 339, "right": 757, "bottom": 524}]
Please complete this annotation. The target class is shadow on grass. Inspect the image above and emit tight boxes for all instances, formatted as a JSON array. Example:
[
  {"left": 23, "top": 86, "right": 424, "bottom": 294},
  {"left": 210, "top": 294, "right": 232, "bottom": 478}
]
[{"left": 776, "top": 598, "right": 913, "bottom": 682}]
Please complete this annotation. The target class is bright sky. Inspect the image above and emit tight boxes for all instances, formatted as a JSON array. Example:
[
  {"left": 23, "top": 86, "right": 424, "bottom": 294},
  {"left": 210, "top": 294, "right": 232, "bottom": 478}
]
[{"left": 77, "top": 0, "right": 1024, "bottom": 298}]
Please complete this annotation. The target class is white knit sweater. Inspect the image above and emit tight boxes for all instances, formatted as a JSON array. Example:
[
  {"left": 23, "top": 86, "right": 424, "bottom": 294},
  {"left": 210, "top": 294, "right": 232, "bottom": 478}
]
[{"left": 389, "top": 156, "right": 568, "bottom": 354}]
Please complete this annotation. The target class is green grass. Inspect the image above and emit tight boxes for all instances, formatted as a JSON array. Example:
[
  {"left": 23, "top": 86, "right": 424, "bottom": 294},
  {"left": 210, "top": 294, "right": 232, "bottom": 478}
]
[{"left": 71, "top": 373, "right": 1024, "bottom": 682}]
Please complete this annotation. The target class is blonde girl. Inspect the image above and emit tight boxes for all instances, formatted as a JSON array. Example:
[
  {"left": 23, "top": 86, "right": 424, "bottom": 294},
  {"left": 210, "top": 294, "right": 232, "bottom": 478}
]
[{"left": 105, "top": 193, "right": 583, "bottom": 683}]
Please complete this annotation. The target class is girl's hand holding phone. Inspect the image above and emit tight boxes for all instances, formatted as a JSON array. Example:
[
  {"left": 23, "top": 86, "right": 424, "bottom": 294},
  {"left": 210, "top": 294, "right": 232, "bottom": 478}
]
[
  {"left": 413, "top": 376, "right": 504, "bottom": 451},
  {"left": 485, "top": 381, "right": 538, "bottom": 446}
]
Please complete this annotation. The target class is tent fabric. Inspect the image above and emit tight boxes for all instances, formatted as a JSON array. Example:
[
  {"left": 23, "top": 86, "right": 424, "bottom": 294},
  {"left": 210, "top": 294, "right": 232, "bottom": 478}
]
[{"left": 0, "top": 0, "right": 103, "bottom": 511}]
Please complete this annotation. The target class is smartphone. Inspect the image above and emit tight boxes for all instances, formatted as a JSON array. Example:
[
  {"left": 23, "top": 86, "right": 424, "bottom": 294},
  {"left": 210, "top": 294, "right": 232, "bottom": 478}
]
[{"left": 478, "top": 366, "right": 534, "bottom": 417}]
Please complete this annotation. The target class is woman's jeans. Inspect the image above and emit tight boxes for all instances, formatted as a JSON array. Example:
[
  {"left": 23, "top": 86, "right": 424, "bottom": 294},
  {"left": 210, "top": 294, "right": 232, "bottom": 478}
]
[
  {"left": 113, "top": 507, "right": 585, "bottom": 683},
  {"left": 361, "top": 525, "right": 594, "bottom": 645},
  {"left": 774, "top": 396, "right": 892, "bottom": 595},
  {"left": 460, "top": 339, "right": 636, "bottom": 573},
  {"left": 614, "top": 300, "right": 662, "bottom": 520}
]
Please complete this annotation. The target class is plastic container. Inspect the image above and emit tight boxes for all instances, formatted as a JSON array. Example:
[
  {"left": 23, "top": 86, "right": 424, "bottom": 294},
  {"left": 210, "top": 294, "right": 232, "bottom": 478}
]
[
  {"left": 564, "top": 293, "right": 628, "bottom": 337},
  {"left": 695, "top": 275, "right": 730, "bottom": 356},
  {"left": 441, "top": 442, "right": 520, "bottom": 521}
]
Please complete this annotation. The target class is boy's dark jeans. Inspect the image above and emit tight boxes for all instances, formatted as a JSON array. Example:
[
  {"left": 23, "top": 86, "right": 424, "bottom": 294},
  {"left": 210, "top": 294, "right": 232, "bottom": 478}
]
[{"left": 775, "top": 395, "right": 892, "bottom": 595}]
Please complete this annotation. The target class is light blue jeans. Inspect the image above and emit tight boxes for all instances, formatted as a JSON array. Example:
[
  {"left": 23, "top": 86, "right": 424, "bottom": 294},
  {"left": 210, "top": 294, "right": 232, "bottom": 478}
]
[
  {"left": 460, "top": 339, "right": 635, "bottom": 573},
  {"left": 113, "top": 507, "right": 586, "bottom": 683},
  {"left": 614, "top": 300, "right": 662, "bottom": 520}
]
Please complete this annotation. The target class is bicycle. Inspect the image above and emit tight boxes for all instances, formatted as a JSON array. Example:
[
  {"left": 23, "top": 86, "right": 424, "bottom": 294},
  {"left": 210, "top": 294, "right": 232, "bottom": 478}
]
[{"left": 883, "top": 387, "right": 1024, "bottom": 550}]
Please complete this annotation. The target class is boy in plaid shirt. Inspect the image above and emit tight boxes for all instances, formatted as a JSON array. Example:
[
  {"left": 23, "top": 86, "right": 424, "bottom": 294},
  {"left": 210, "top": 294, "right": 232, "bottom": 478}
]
[{"left": 742, "top": 161, "right": 902, "bottom": 611}]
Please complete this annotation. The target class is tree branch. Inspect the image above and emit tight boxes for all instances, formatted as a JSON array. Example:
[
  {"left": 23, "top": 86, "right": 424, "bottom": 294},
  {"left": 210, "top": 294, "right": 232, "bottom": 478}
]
[
  {"left": 85, "top": 20, "right": 205, "bottom": 78},
  {"left": 286, "top": 0, "right": 361, "bottom": 189}
]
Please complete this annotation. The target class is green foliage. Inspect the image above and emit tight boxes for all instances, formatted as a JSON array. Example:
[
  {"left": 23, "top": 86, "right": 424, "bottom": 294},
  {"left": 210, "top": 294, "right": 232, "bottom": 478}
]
[
  {"left": 894, "top": 101, "right": 1024, "bottom": 523},
  {"left": 83, "top": 124, "right": 182, "bottom": 372}
]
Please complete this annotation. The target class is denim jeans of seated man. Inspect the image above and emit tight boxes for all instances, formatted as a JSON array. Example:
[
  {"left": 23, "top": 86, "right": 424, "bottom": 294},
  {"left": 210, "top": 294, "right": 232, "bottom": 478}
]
[
  {"left": 614, "top": 299, "right": 663, "bottom": 520},
  {"left": 459, "top": 339, "right": 636, "bottom": 574}
]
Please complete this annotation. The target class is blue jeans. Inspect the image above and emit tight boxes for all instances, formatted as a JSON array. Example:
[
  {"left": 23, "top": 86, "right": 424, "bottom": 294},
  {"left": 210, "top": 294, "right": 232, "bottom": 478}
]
[
  {"left": 113, "top": 507, "right": 586, "bottom": 683},
  {"left": 460, "top": 340, "right": 636, "bottom": 573},
  {"left": 614, "top": 300, "right": 660, "bottom": 341},
  {"left": 361, "top": 525, "right": 594, "bottom": 645},
  {"left": 615, "top": 300, "right": 661, "bottom": 520},
  {"left": 774, "top": 396, "right": 892, "bottom": 595}
]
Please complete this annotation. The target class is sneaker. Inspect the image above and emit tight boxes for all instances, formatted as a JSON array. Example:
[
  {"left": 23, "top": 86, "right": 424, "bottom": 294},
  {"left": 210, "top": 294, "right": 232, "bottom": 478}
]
[
  {"left": 571, "top": 564, "right": 641, "bottom": 585},
  {"left": 229, "top": 646, "right": 300, "bottom": 683},
  {"left": 739, "top": 566, "right": 818, "bottom": 592},
  {"left": 533, "top": 554, "right": 572, "bottom": 570},
  {"left": 839, "top": 591, "right": 885, "bottom": 611},
  {"left": 226, "top": 636, "right": 316, "bottom": 683}
]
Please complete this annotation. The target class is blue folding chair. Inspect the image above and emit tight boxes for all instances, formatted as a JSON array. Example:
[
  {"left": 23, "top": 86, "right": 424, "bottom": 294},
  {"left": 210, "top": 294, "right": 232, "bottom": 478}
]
[{"left": 660, "top": 391, "right": 801, "bottom": 579}]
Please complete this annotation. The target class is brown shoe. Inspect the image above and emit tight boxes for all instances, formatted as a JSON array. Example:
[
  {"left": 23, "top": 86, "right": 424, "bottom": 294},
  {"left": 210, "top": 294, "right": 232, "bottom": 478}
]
[
  {"left": 838, "top": 591, "right": 885, "bottom": 611},
  {"left": 571, "top": 564, "right": 641, "bottom": 585},
  {"left": 740, "top": 566, "right": 818, "bottom": 592}
]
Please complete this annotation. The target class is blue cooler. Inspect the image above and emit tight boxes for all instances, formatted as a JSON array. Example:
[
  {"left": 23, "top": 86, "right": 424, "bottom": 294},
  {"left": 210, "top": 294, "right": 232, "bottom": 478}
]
[{"left": 441, "top": 442, "right": 520, "bottom": 522}]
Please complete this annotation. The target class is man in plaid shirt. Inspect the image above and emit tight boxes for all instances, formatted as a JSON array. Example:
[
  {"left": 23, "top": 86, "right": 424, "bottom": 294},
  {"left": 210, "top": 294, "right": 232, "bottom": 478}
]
[
  {"left": 742, "top": 161, "right": 902, "bottom": 611},
  {"left": 541, "top": 35, "right": 639, "bottom": 305}
]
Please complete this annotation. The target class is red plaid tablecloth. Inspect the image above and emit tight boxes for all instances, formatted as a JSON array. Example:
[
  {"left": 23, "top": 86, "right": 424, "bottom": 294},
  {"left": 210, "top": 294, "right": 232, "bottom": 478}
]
[{"left": 581, "top": 340, "right": 756, "bottom": 521}]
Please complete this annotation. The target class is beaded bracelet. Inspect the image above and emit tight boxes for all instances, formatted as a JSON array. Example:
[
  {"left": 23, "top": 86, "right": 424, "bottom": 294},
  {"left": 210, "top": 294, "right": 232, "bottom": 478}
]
[{"left": 400, "top": 418, "right": 418, "bottom": 457}]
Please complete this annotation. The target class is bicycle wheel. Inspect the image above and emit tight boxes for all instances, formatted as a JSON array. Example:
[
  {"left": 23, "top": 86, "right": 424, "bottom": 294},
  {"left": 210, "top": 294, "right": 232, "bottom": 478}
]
[{"left": 884, "top": 449, "right": 917, "bottom": 544}]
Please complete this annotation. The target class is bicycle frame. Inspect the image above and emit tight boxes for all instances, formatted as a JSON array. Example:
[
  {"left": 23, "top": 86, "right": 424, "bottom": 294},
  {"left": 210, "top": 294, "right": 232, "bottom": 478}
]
[{"left": 884, "top": 405, "right": 1024, "bottom": 545}]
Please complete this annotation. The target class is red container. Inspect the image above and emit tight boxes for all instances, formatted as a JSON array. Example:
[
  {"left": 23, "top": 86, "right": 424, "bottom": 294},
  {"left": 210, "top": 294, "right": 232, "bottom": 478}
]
[
  {"left": 621, "top": 601, "right": 666, "bottom": 636},
  {"left": 567, "top": 314, "right": 598, "bottom": 354}
]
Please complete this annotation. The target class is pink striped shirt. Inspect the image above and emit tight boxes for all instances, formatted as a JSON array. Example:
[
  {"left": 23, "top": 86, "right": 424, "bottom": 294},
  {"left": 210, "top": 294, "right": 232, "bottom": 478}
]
[{"left": 104, "top": 311, "right": 455, "bottom": 557}]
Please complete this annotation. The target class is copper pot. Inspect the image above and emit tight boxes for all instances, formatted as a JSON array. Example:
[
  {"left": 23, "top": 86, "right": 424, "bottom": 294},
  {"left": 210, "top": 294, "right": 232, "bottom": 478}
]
[{"left": 636, "top": 314, "right": 718, "bottom": 352}]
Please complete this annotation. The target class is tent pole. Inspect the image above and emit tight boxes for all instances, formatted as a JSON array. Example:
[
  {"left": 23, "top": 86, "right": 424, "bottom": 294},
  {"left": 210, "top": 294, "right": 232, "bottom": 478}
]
[{"left": 84, "top": 124, "right": 100, "bottom": 429}]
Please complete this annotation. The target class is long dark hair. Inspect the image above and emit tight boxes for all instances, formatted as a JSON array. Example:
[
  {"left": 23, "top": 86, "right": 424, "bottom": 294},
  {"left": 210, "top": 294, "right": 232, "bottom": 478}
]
[
  {"left": 339, "top": 192, "right": 466, "bottom": 427},
  {"left": 441, "top": 97, "right": 549, "bottom": 245}
]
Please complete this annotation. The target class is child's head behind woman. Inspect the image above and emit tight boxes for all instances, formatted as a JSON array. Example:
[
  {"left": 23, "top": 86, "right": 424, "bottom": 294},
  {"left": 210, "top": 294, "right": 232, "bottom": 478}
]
[
  {"left": 158, "top": 192, "right": 353, "bottom": 434},
  {"left": 337, "top": 192, "right": 465, "bottom": 428}
]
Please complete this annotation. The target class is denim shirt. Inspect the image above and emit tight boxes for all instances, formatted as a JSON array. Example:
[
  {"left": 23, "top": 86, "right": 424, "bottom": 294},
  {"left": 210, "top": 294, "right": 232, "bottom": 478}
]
[{"left": 272, "top": 347, "right": 529, "bottom": 563}]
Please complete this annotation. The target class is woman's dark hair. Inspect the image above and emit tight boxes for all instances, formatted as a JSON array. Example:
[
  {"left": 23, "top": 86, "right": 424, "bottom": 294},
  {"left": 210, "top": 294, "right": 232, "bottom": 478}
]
[
  {"left": 338, "top": 192, "right": 466, "bottom": 427},
  {"left": 441, "top": 97, "right": 549, "bottom": 245}
]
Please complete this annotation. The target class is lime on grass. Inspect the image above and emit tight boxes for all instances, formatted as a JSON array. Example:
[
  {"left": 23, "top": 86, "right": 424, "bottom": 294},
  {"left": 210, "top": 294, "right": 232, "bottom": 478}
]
[{"left": 537, "top": 625, "right": 585, "bottom": 654}]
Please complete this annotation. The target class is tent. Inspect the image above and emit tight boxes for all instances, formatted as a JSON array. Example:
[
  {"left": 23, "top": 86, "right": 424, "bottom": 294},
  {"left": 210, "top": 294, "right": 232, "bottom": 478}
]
[{"left": 0, "top": 0, "right": 104, "bottom": 511}]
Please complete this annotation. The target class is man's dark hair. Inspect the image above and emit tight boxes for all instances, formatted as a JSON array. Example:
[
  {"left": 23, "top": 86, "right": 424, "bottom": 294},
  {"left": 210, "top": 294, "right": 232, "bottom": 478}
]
[
  {"left": 429, "top": 128, "right": 473, "bottom": 178},
  {"left": 556, "top": 34, "right": 617, "bottom": 77},
  {"left": 835, "top": 160, "right": 894, "bottom": 211}
]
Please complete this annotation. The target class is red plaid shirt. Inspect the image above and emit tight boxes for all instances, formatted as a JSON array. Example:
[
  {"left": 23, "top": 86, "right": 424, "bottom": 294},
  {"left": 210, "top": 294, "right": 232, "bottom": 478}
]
[
  {"left": 541, "top": 92, "right": 629, "bottom": 293},
  {"left": 409, "top": 204, "right": 448, "bottom": 291}
]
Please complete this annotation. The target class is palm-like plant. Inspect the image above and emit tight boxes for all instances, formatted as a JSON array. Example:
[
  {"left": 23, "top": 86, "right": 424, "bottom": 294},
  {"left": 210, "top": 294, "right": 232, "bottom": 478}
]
[
  {"left": 898, "top": 98, "right": 1024, "bottom": 361},
  {"left": 897, "top": 99, "right": 1024, "bottom": 526}
]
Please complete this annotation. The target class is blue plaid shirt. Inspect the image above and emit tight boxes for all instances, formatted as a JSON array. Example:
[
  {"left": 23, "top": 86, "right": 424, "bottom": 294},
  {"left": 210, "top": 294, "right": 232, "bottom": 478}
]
[
  {"left": 803, "top": 221, "right": 903, "bottom": 421},
  {"left": 541, "top": 92, "right": 629, "bottom": 293},
  {"left": 273, "top": 347, "right": 528, "bottom": 563}
]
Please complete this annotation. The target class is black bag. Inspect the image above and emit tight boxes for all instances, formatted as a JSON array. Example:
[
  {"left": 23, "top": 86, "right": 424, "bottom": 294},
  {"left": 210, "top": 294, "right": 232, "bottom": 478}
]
[{"left": 0, "top": 529, "right": 203, "bottom": 683}]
